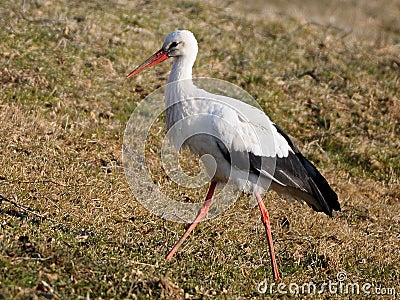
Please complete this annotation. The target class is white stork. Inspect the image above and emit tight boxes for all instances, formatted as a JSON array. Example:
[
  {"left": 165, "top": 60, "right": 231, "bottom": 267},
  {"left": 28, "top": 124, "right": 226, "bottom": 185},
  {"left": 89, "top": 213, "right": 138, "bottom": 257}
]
[{"left": 127, "top": 30, "right": 340, "bottom": 281}]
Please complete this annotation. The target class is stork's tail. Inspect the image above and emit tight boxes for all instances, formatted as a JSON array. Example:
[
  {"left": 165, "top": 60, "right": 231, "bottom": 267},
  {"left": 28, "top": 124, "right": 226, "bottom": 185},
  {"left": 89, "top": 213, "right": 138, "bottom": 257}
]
[{"left": 298, "top": 154, "right": 340, "bottom": 217}]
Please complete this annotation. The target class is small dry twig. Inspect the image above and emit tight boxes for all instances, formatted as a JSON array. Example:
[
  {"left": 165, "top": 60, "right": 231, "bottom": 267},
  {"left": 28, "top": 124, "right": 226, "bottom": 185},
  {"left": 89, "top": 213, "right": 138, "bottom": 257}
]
[
  {"left": 0, "top": 194, "right": 49, "bottom": 220},
  {"left": 298, "top": 68, "right": 321, "bottom": 83}
]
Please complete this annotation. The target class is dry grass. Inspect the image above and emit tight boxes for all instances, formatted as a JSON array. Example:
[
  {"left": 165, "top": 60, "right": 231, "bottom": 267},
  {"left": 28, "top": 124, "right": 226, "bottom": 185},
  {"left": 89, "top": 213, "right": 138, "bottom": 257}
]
[{"left": 0, "top": 0, "right": 399, "bottom": 298}]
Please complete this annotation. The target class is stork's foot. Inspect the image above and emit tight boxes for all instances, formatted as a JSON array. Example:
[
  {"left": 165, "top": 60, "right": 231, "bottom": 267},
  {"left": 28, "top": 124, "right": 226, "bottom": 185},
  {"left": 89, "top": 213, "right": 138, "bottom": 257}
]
[{"left": 255, "top": 193, "right": 281, "bottom": 281}]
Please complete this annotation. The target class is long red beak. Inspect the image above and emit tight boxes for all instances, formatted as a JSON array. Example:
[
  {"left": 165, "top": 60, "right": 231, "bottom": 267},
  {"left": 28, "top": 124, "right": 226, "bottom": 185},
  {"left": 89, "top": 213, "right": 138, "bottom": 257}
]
[{"left": 127, "top": 48, "right": 170, "bottom": 78}]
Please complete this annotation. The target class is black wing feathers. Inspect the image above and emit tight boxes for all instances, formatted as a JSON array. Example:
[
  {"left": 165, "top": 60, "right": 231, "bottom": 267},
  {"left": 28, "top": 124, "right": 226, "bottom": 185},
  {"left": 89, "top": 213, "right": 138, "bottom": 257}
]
[
  {"left": 214, "top": 125, "right": 340, "bottom": 217},
  {"left": 270, "top": 124, "right": 340, "bottom": 216}
]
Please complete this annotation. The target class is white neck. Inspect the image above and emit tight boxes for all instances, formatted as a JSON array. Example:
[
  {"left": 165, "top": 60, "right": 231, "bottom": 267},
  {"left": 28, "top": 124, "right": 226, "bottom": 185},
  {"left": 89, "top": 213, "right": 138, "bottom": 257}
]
[
  {"left": 168, "top": 55, "right": 195, "bottom": 83},
  {"left": 164, "top": 53, "right": 199, "bottom": 131},
  {"left": 165, "top": 54, "right": 197, "bottom": 107}
]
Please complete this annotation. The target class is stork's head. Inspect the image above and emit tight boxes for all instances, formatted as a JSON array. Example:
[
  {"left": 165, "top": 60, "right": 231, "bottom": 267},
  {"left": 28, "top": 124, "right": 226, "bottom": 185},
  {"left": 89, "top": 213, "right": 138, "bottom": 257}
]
[
  {"left": 162, "top": 30, "right": 198, "bottom": 58},
  {"left": 127, "top": 30, "right": 198, "bottom": 78}
]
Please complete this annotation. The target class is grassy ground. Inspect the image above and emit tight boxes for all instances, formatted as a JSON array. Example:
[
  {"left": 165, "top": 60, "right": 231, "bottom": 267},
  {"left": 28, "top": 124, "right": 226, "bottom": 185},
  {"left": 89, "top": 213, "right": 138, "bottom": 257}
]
[{"left": 1, "top": 0, "right": 399, "bottom": 298}]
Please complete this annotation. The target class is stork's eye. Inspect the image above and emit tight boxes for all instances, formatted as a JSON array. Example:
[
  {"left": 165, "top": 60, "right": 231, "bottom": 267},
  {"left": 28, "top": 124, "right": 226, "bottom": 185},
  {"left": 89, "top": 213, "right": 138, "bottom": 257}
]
[{"left": 169, "top": 41, "right": 179, "bottom": 49}]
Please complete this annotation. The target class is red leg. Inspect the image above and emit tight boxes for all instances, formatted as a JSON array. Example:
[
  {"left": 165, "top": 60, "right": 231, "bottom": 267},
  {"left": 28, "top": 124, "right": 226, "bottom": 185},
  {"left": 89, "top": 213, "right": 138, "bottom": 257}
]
[
  {"left": 166, "top": 182, "right": 217, "bottom": 261},
  {"left": 255, "top": 193, "right": 281, "bottom": 281}
]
